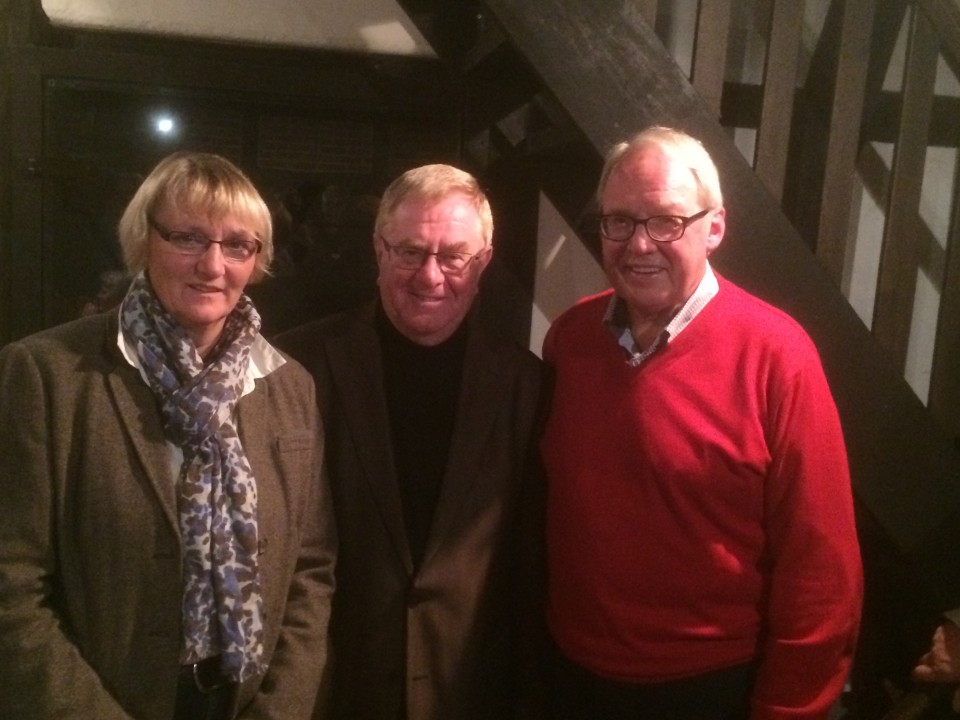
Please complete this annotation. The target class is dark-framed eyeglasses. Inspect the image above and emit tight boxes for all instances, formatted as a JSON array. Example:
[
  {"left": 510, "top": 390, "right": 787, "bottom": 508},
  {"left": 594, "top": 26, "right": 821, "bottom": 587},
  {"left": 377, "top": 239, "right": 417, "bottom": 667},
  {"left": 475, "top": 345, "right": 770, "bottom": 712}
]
[
  {"left": 378, "top": 235, "right": 487, "bottom": 275},
  {"left": 597, "top": 208, "right": 712, "bottom": 243},
  {"left": 148, "top": 218, "right": 262, "bottom": 262}
]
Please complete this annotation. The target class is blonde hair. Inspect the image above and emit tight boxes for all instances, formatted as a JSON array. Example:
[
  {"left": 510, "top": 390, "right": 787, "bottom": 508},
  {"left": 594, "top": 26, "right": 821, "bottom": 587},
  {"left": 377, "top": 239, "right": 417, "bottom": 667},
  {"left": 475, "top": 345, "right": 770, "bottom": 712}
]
[
  {"left": 597, "top": 126, "right": 723, "bottom": 209},
  {"left": 375, "top": 164, "right": 494, "bottom": 246},
  {"left": 117, "top": 152, "right": 274, "bottom": 281}
]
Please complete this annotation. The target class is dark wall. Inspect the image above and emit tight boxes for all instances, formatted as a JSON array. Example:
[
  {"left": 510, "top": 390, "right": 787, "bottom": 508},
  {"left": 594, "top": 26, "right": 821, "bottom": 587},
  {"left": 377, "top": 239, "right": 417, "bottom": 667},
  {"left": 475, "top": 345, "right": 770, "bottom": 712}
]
[
  {"left": 0, "top": 0, "right": 19, "bottom": 347},
  {"left": 1, "top": 1, "right": 466, "bottom": 343}
]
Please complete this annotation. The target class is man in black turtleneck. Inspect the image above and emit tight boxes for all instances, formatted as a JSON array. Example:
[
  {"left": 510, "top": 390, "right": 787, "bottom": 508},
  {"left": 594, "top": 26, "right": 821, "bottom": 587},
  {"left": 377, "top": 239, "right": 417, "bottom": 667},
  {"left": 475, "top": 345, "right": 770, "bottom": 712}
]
[{"left": 276, "top": 164, "right": 544, "bottom": 720}]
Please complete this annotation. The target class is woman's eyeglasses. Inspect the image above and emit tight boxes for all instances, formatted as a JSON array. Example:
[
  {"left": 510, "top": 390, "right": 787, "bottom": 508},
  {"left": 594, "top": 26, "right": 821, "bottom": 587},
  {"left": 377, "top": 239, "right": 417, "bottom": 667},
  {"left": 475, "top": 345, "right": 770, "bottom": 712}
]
[{"left": 149, "top": 218, "right": 262, "bottom": 262}]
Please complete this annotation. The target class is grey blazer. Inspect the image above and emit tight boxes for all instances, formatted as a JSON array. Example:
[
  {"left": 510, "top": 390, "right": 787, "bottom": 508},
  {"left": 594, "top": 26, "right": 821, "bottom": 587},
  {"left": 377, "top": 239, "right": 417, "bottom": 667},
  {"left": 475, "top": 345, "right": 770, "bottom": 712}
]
[
  {"left": 277, "top": 303, "right": 545, "bottom": 720},
  {"left": 0, "top": 312, "right": 336, "bottom": 720}
]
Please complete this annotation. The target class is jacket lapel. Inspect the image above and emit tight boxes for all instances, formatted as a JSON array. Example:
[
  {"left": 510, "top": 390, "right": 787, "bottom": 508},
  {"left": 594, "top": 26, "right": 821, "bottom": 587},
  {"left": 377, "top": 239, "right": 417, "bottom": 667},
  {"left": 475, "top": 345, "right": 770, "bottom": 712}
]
[
  {"left": 421, "top": 325, "right": 506, "bottom": 566},
  {"left": 234, "top": 383, "right": 278, "bottom": 548},
  {"left": 103, "top": 328, "right": 180, "bottom": 537},
  {"left": 327, "top": 310, "right": 413, "bottom": 572}
]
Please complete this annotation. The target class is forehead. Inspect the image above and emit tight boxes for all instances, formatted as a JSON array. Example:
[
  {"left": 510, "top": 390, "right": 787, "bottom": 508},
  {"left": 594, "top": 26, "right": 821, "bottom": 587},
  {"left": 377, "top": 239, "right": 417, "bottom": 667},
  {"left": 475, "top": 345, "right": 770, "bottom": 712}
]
[
  {"left": 603, "top": 146, "right": 698, "bottom": 205},
  {"left": 157, "top": 198, "right": 259, "bottom": 232},
  {"left": 385, "top": 192, "right": 483, "bottom": 239}
]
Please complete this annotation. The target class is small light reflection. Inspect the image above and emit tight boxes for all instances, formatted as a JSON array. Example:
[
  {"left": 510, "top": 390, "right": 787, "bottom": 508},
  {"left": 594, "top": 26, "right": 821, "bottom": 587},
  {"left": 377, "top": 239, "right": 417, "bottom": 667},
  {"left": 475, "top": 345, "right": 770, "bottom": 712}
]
[{"left": 153, "top": 114, "right": 177, "bottom": 137}]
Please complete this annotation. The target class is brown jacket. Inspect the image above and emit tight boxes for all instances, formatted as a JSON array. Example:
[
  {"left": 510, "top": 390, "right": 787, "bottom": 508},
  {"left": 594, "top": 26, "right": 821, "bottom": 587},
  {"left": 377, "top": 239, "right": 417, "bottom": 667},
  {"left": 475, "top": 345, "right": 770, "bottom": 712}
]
[
  {"left": 0, "top": 312, "right": 336, "bottom": 720},
  {"left": 277, "top": 303, "right": 545, "bottom": 720}
]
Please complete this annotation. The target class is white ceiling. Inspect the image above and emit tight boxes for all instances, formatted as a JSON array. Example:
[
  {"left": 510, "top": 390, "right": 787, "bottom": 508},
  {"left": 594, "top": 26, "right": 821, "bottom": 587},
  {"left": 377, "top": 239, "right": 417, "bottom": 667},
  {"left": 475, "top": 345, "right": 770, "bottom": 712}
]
[{"left": 41, "top": 0, "right": 436, "bottom": 57}]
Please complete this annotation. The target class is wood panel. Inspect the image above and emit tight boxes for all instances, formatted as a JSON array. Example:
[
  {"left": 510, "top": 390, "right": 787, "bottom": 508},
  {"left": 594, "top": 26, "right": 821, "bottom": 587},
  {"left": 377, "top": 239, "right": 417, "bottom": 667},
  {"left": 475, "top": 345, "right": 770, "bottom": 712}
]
[
  {"left": 919, "top": 0, "right": 960, "bottom": 76},
  {"left": 816, "top": 0, "right": 875, "bottom": 286},
  {"left": 857, "top": 142, "right": 947, "bottom": 298},
  {"left": 691, "top": 0, "right": 731, "bottom": 117},
  {"left": 783, "top": 0, "right": 908, "bottom": 253},
  {"left": 864, "top": 92, "right": 960, "bottom": 146},
  {"left": 638, "top": 0, "right": 658, "bottom": 28},
  {"left": 917, "top": 0, "right": 960, "bottom": 443},
  {"left": 873, "top": 8, "right": 939, "bottom": 371},
  {"left": 754, "top": 0, "right": 803, "bottom": 202},
  {"left": 780, "top": 0, "right": 845, "bottom": 250},
  {"left": 929, "top": 157, "right": 960, "bottom": 443}
]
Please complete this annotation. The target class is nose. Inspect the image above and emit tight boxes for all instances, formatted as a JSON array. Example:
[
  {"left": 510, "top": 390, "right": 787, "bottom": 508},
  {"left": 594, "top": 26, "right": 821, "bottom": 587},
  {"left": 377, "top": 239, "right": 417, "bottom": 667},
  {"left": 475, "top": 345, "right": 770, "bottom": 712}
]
[
  {"left": 626, "top": 224, "right": 657, "bottom": 253},
  {"left": 195, "top": 242, "right": 226, "bottom": 276},
  {"left": 413, "top": 253, "right": 444, "bottom": 284}
]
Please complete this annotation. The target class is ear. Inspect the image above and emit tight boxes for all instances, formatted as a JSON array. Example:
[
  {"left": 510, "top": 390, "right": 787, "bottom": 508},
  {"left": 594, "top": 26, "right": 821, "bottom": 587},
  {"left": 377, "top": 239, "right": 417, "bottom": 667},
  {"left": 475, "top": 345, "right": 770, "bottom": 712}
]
[
  {"left": 476, "top": 244, "right": 494, "bottom": 273},
  {"left": 371, "top": 234, "right": 388, "bottom": 287},
  {"left": 705, "top": 207, "right": 725, "bottom": 256}
]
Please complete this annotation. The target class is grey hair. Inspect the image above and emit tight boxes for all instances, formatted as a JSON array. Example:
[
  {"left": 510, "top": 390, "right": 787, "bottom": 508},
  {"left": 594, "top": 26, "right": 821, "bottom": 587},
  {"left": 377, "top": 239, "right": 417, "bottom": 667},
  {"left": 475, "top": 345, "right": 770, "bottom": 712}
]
[
  {"left": 375, "top": 163, "right": 493, "bottom": 246},
  {"left": 597, "top": 126, "right": 723, "bottom": 209}
]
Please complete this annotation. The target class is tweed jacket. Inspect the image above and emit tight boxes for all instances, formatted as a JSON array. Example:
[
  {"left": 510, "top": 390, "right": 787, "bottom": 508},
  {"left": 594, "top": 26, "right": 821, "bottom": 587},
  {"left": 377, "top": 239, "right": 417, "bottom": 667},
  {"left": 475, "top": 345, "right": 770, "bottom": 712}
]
[
  {"left": 276, "top": 302, "right": 545, "bottom": 720},
  {"left": 0, "top": 312, "right": 336, "bottom": 720}
]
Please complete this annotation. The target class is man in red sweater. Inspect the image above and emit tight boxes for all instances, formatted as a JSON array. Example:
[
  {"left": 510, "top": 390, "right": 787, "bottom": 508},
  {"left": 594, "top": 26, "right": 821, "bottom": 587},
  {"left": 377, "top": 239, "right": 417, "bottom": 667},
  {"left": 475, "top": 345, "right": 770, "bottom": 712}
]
[{"left": 540, "top": 126, "right": 863, "bottom": 719}]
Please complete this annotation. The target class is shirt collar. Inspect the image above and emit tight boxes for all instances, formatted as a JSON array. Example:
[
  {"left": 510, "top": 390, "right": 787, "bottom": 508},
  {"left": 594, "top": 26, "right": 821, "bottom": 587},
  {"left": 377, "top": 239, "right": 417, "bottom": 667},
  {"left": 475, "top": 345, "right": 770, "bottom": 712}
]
[
  {"left": 116, "top": 309, "right": 286, "bottom": 397},
  {"left": 604, "top": 262, "right": 719, "bottom": 366}
]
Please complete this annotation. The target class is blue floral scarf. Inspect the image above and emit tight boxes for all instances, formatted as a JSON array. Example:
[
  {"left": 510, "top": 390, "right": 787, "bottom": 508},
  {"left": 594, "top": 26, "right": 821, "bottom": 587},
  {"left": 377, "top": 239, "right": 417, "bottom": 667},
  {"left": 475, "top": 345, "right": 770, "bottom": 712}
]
[{"left": 119, "top": 272, "right": 265, "bottom": 683}]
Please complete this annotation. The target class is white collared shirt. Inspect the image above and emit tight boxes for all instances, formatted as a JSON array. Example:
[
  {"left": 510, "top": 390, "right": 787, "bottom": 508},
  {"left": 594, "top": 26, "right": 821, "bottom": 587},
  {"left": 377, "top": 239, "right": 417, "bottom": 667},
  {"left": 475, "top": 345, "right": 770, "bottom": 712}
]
[{"left": 603, "top": 262, "right": 720, "bottom": 367}]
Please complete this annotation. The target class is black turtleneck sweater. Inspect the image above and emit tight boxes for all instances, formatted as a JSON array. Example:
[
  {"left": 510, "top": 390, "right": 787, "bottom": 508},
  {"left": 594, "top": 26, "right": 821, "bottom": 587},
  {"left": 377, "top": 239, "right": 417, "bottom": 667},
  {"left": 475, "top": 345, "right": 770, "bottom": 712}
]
[{"left": 376, "top": 305, "right": 468, "bottom": 570}]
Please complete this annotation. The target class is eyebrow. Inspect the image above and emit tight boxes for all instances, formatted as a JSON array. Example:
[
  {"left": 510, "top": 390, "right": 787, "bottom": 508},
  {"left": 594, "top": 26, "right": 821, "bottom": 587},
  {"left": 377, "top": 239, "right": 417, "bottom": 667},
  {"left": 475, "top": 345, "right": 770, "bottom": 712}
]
[
  {"left": 397, "top": 238, "right": 473, "bottom": 253},
  {"left": 175, "top": 225, "right": 258, "bottom": 242}
]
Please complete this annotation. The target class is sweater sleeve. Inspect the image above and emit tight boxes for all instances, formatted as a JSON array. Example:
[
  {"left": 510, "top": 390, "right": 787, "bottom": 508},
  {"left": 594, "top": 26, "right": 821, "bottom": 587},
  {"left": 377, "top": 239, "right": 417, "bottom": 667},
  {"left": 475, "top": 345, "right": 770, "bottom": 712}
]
[
  {"left": 750, "top": 342, "right": 863, "bottom": 719},
  {"left": 0, "top": 340, "right": 135, "bottom": 720}
]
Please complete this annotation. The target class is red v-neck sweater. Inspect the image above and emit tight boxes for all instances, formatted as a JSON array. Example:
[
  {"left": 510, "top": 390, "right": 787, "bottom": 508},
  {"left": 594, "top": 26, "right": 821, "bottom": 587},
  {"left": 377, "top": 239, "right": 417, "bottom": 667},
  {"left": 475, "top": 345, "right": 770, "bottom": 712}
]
[{"left": 541, "top": 276, "right": 862, "bottom": 719}]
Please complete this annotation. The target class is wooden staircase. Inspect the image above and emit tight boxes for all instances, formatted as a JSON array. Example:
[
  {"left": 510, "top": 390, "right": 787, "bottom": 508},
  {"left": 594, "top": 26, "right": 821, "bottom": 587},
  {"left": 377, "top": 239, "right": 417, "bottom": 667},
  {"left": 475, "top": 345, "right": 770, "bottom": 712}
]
[{"left": 395, "top": 0, "right": 960, "bottom": 715}]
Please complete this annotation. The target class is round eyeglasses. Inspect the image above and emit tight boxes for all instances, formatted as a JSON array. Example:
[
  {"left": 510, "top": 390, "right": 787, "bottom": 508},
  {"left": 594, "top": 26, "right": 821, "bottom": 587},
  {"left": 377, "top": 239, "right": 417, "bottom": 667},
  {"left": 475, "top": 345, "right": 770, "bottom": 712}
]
[
  {"left": 379, "top": 235, "right": 487, "bottom": 275},
  {"left": 149, "top": 218, "right": 262, "bottom": 262},
  {"left": 598, "top": 208, "right": 711, "bottom": 243}
]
